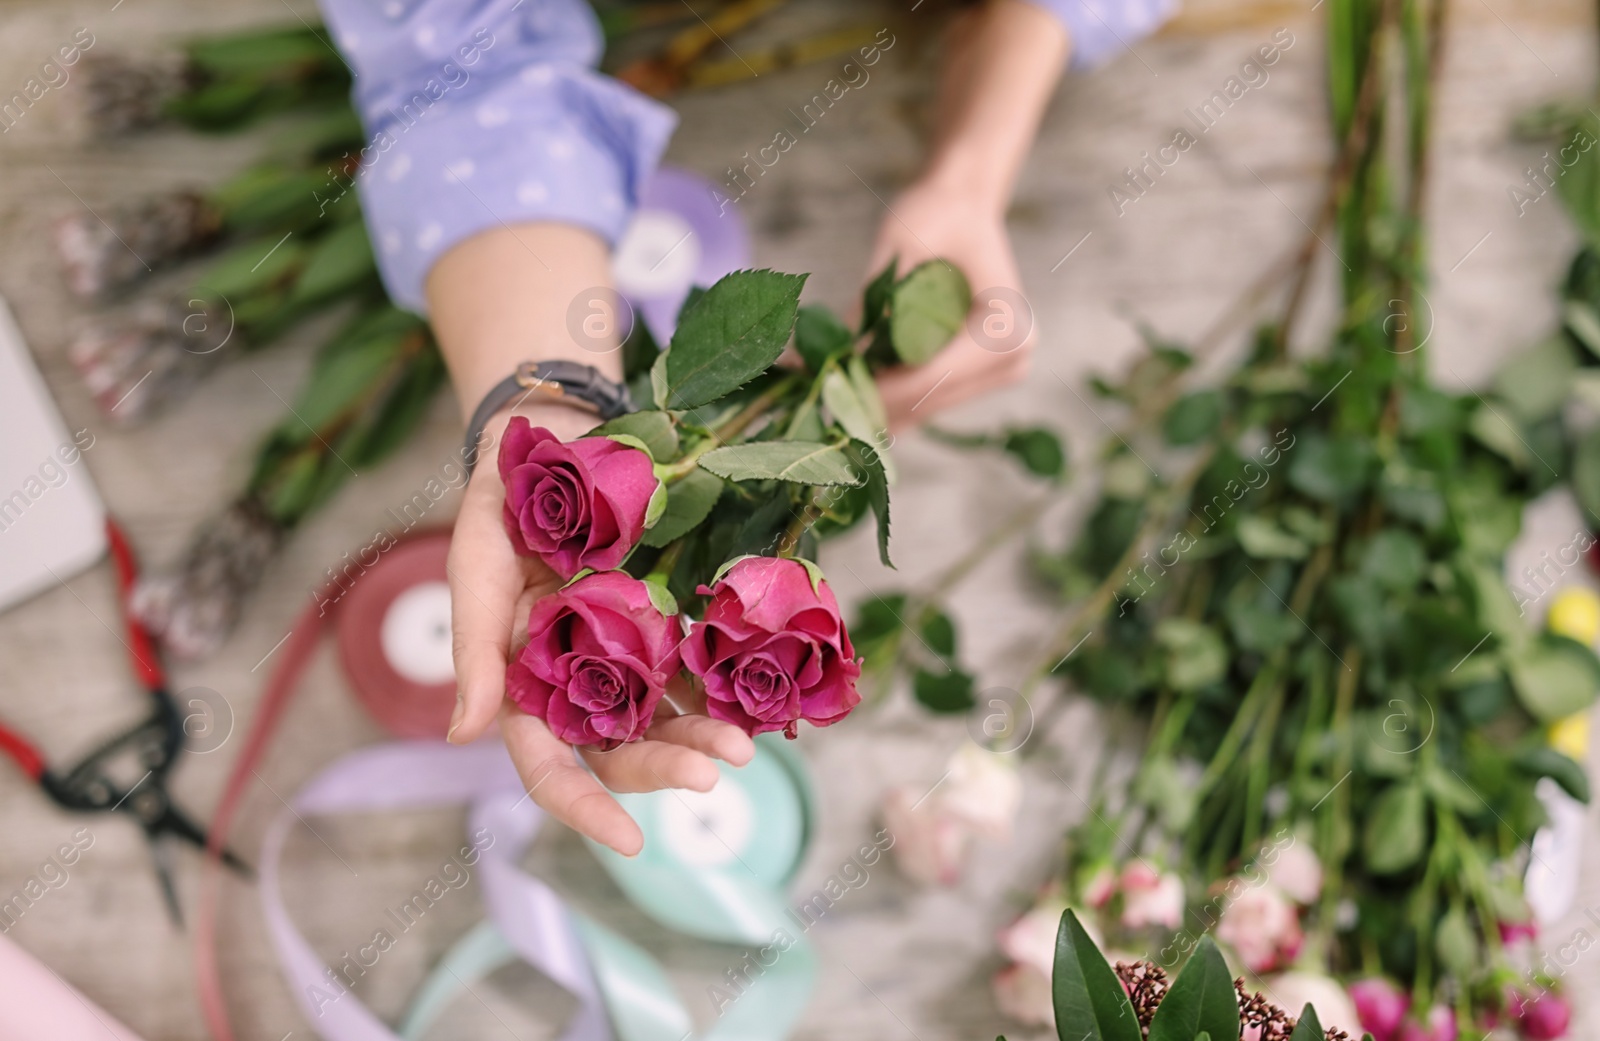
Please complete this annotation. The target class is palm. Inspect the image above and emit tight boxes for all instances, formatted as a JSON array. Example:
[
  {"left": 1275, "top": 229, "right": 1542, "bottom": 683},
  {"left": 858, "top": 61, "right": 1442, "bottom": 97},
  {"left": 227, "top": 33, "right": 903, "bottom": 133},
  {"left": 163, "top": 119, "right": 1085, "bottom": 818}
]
[{"left": 446, "top": 422, "right": 753, "bottom": 856}]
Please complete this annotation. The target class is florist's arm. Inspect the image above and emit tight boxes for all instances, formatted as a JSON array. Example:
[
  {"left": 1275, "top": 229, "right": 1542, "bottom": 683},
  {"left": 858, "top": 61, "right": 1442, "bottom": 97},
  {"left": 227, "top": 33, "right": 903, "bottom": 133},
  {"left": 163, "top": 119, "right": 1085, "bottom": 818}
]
[
  {"left": 431, "top": 227, "right": 752, "bottom": 858},
  {"left": 315, "top": 0, "right": 751, "bottom": 856},
  {"left": 867, "top": 0, "right": 1068, "bottom": 423},
  {"left": 870, "top": 0, "right": 1178, "bottom": 424}
]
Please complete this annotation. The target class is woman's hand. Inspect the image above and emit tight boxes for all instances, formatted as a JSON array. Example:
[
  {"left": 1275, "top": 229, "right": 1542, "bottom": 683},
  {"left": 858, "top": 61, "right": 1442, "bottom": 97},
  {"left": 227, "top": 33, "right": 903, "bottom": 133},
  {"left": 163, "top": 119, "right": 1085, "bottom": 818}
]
[
  {"left": 427, "top": 223, "right": 752, "bottom": 858},
  {"left": 444, "top": 404, "right": 754, "bottom": 857},
  {"left": 865, "top": 177, "right": 1036, "bottom": 426},
  {"left": 863, "top": 0, "right": 1068, "bottom": 427}
]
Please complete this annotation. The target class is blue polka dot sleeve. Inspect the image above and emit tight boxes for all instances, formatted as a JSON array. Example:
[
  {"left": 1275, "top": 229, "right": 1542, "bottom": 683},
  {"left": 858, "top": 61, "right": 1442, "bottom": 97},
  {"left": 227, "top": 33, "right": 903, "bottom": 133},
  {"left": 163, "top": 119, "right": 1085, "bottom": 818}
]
[
  {"left": 315, "top": 0, "right": 677, "bottom": 313},
  {"left": 1024, "top": 0, "right": 1179, "bottom": 69}
]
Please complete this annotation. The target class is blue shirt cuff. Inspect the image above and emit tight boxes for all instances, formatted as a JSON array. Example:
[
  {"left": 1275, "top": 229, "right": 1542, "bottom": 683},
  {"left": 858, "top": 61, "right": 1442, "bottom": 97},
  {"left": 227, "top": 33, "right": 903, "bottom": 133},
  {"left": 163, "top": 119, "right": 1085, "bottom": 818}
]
[
  {"left": 1025, "top": 0, "right": 1180, "bottom": 70},
  {"left": 316, "top": 0, "right": 677, "bottom": 313}
]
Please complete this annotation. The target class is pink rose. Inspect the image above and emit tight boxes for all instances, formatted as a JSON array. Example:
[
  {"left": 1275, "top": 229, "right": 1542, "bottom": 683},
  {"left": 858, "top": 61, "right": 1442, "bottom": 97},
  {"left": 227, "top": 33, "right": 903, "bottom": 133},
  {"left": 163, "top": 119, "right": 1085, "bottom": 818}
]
[
  {"left": 1216, "top": 883, "right": 1302, "bottom": 974},
  {"left": 1397, "top": 1005, "right": 1456, "bottom": 1041},
  {"left": 505, "top": 571, "right": 681, "bottom": 750},
  {"left": 681, "top": 557, "right": 861, "bottom": 738},
  {"left": 992, "top": 963, "right": 1054, "bottom": 1026},
  {"left": 881, "top": 783, "right": 970, "bottom": 885},
  {"left": 498, "top": 418, "right": 658, "bottom": 579},
  {"left": 1511, "top": 988, "right": 1572, "bottom": 1041},
  {"left": 1080, "top": 863, "right": 1117, "bottom": 908},
  {"left": 1350, "top": 977, "right": 1411, "bottom": 1041},
  {"left": 1118, "top": 863, "right": 1184, "bottom": 930},
  {"left": 1266, "top": 841, "right": 1323, "bottom": 906}
]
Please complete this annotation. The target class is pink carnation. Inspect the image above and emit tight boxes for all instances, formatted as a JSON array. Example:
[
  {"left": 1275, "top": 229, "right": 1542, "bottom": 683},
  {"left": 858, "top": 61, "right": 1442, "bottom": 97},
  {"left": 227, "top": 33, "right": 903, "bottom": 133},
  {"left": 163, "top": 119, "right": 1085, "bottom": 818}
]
[
  {"left": 681, "top": 557, "right": 861, "bottom": 738},
  {"left": 498, "top": 418, "right": 658, "bottom": 579},
  {"left": 505, "top": 571, "right": 681, "bottom": 750}
]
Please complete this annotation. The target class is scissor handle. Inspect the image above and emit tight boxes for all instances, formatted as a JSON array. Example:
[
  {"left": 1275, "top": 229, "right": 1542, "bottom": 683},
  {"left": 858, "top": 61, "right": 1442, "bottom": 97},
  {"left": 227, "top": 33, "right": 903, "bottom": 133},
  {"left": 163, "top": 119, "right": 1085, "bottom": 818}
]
[
  {"left": 0, "top": 721, "right": 46, "bottom": 780},
  {"left": 106, "top": 519, "right": 166, "bottom": 692}
]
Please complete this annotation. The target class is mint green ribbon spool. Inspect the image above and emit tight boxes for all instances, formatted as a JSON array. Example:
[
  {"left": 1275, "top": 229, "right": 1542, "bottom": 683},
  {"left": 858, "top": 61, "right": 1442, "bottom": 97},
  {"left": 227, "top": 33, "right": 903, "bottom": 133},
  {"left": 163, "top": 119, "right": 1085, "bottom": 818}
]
[{"left": 400, "top": 735, "right": 816, "bottom": 1041}]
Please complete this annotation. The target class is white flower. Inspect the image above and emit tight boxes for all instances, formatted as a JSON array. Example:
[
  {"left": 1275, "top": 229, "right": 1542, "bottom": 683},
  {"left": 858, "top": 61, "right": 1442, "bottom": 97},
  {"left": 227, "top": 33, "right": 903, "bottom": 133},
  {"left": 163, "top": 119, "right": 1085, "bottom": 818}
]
[
  {"left": 937, "top": 742, "right": 1023, "bottom": 840},
  {"left": 1260, "top": 972, "right": 1358, "bottom": 1037},
  {"left": 881, "top": 784, "right": 969, "bottom": 886},
  {"left": 1266, "top": 841, "right": 1323, "bottom": 906},
  {"left": 993, "top": 962, "right": 1054, "bottom": 1026},
  {"left": 1217, "top": 883, "right": 1302, "bottom": 974},
  {"left": 1119, "top": 862, "right": 1184, "bottom": 930},
  {"left": 882, "top": 743, "right": 1023, "bottom": 886}
]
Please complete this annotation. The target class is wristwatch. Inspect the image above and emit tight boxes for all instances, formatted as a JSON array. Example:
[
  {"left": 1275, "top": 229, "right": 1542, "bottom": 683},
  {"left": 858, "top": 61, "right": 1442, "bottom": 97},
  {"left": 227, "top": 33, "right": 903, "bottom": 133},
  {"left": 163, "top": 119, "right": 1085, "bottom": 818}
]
[{"left": 462, "top": 360, "right": 634, "bottom": 474}]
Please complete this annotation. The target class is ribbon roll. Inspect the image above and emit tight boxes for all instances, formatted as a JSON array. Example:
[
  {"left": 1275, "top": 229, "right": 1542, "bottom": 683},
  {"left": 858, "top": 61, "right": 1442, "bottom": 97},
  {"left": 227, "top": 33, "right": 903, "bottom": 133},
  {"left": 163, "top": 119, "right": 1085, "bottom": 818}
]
[
  {"left": 334, "top": 532, "right": 457, "bottom": 740},
  {"left": 260, "top": 738, "right": 816, "bottom": 1041},
  {"left": 613, "top": 166, "right": 751, "bottom": 345}
]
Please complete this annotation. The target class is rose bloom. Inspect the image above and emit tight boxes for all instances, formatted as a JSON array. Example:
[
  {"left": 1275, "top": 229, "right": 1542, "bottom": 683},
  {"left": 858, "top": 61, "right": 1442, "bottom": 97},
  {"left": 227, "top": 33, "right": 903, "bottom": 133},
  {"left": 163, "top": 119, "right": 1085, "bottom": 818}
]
[
  {"left": 1397, "top": 1005, "right": 1457, "bottom": 1041},
  {"left": 498, "top": 418, "right": 658, "bottom": 579},
  {"left": 1265, "top": 840, "right": 1323, "bottom": 906},
  {"left": 882, "top": 743, "right": 1022, "bottom": 886},
  {"left": 1119, "top": 862, "right": 1184, "bottom": 930},
  {"left": 881, "top": 783, "right": 970, "bottom": 885},
  {"left": 1216, "top": 883, "right": 1302, "bottom": 974},
  {"left": 992, "top": 962, "right": 1053, "bottom": 1026},
  {"left": 1511, "top": 988, "right": 1572, "bottom": 1041},
  {"left": 1350, "top": 977, "right": 1410, "bottom": 1041},
  {"left": 1258, "top": 972, "right": 1359, "bottom": 1039},
  {"left": 505, "top": 571, "right": 681, "bottom": 750},
  {"left": 681, "top": 556, "right": 861, "bottom": 738}
]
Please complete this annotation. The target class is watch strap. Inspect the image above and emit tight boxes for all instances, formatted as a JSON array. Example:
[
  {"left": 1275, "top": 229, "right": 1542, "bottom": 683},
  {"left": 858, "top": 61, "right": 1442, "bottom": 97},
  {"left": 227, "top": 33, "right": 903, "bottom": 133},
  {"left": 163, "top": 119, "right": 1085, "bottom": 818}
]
[{"left": 463, "top": 360, "right": 633, "bottom": 474}]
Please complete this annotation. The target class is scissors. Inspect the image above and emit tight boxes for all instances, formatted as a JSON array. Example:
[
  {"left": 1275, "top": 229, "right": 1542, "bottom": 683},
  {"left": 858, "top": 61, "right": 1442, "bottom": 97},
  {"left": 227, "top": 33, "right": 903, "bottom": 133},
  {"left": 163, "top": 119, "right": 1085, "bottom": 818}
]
[{"left": 0, "top": 520, "right": 250, "bottom": 925}]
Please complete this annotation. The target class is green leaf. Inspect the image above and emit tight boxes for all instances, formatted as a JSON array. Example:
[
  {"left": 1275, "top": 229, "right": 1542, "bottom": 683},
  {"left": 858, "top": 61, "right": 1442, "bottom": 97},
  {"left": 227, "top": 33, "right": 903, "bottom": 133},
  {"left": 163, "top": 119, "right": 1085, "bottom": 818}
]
[
  {"left": 1002, "top": 427, "right": 1067, "bottom": 480},
  {"left": 698, "top": 441, "right": 864, "bottom": 486},
  {"left": 1146, "top": 937, "right": 1238, "bottom": 1041},
  {"left": 662, "top": 269, "right": 806, "bottom": 408},
  {"left": 1236, "top": 514, "right": 1309, "bottom": 559},
  {"left": 643, "top": 479, "right": 668, "bottom": 528},
  {"left": 1468, "top": 403, "right": 1530, "bottom": 468},
  {"left": 823, "top": 367, "right": 880, "bottom": 445},
  {"left": 649, "top": 350, "right": 670, "bottom": 410},
  {"left": 1363, "top": 782, "right": 1427, "bottom": 875},
  {"left": 795, "top": 304, "right": 854, "bottom": 373},
  {"left": 1573, "top": 427, "right": 1600, "bottom": 525},
  {"left": 642, "top": 577, "right": 679, "bottom": 617},
  {"left": 848, "top": 356, "right": 889, "bottom": 435},
  {"left": 1359, "top": 530, "right": 1426, "bottom": 592},
  {"left": 1508, "top": 635, "right": 1600, "bottom": 723},
  {"left": 845, "top": 438, "right": 892, "bottom": 566},
  {"left": 1565, "top": 299, "right": 1600, "bottom": 359},
  {"left": 921, "top": 610, "right": 957, "bottom": 657},
  {"left": 913, "top": 667, "right": 975, "bottom": 712},
  {"left": 1051, "top": 910, "right": 1143, "bottom": 1041},
  {"left": 1288, "top": 1004, "right": 1324, "bottom": 1041},
  {"left": 1515, "top": 745, "right": 1591, "bottom": 803},
  {"left": 1435, "top": 905, "right": 1478, "bottom": 979},
  {"left": 196, "top": 233, "right": 307, "bottom": 300},
  {"left": 1287, "top": 435, "right": 1372, "bottom": 503},
  {"left": 1155, "top": 619, "right": 1228, "bottom": 692},
  {"left": 889, "top": 260, "right": 971, "bottom": 365},
  {"left": 290, "top": 220, "right": 375, "bottom": 305},
  {"left": 639, "top": 467, "right": 724, "bottom": 548},
  {"left": 590, "top": 410, "right": 679, "bottom": 462},
  {"left": 1495, "top": 335, "right": 1579, "bottom": 422},
  {"left": 1162, "top": 390, "right": 1224, "bottom": 446},
  {"left": 860, "top": 258, "right": 898, "bottom": 334}
]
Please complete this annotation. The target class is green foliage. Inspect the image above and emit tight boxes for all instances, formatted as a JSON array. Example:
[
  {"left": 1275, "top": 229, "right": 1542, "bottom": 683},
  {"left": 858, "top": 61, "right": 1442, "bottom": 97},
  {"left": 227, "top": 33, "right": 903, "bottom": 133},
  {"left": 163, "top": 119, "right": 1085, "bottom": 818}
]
[
  {"left": 1051, "top": 911, "right": 1143, "bottom": 1041},
  {"left": 660, "top": 269, "right": 806, "bottom": 408},
  {"left": 888, "top": 260, "right": 972, "bottom": 365}
]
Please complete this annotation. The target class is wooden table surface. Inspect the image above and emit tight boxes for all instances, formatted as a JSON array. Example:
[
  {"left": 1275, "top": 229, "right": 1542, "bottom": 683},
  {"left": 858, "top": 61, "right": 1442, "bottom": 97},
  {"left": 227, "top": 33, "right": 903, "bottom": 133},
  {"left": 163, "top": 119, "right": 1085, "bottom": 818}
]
[{"left": 2, "top": 0, "right": 1598, "bottom": 1038}]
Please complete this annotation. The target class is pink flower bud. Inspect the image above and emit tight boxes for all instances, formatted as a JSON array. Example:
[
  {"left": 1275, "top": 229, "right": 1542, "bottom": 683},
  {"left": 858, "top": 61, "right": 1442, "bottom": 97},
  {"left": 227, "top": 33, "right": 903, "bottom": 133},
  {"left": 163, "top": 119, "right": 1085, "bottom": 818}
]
[
  {"left": 1512, "top": 988, "right": 1572, "bottom": 1040},
  {"left": 1397, "top": 1005, "right": 1456, "bottom": 1041},
  {"left": 1349, "top": 977, "right": 1410, "bottom": 1041}
]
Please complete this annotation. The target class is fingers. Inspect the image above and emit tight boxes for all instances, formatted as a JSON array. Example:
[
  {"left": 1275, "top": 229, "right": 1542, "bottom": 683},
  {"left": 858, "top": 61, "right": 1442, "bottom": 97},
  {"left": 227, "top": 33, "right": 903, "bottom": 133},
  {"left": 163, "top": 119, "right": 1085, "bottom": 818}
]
[
  {"left": 501, "top": 709, "right": 644, "bottom": 856},
  {"left": 648, "top": 710, "right": 755, "bottom": 768},
  {"left": 582, "top": 738, "right": 720, "bottom": 795},
  {"left": 877, "top": 331, "right": 1033, "bottom": 427},
  {"left": 446, "top": 468, "right": 527, "bottom": 744}
]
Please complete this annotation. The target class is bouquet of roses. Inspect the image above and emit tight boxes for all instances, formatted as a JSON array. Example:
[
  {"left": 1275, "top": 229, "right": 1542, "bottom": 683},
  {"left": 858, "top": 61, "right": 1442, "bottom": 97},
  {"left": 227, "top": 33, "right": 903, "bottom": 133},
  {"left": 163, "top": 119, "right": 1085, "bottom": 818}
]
[{"left": 493, "top": 262, "right": 969, "bottom": 744}]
